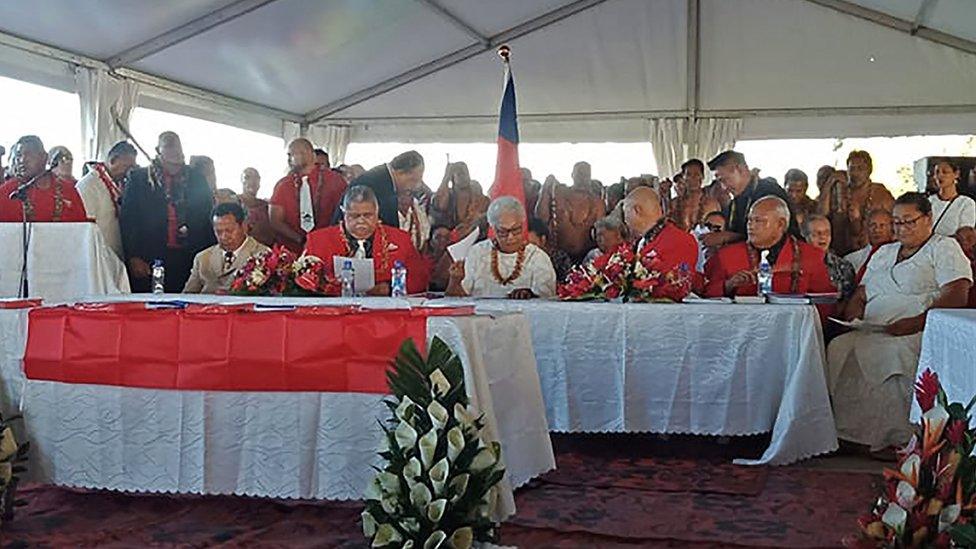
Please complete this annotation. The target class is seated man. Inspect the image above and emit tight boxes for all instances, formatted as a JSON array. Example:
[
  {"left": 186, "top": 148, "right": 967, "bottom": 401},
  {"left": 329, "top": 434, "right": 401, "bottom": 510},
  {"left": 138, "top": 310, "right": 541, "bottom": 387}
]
[
  {"left": 704, "top": 196, "right": 835, "bottom": 297},
  {"left": 828, "top": 192, "right": 972, "bottom": 452},
  {"left": 692, "top": 210, "right": 727, "bottom": 271},
  {"left": 0, "top": 135, "right": 87, "bottom": 222},
  {"left": 622, "top": 186, "right": 698, "bottom": 274},
  {"left": 446, "top": 196, "right": 556, "bottom": 299},
  {"left": 305, "top": 185, "right": 428, "bottom": 295},
  {"left": 584, "top": 215, "right": 628, "bottom": 264},
  {"left": 803, "top": 214, "right": 856, "bottom": 299},
  {"left": 184, "top": 202, "right": 270, "bottom": 294},
  {"left": 844, "top": 208, "right": 894, "bottom": 285},
  {"left": 527, "top": 217, "right": 574, "bottom": 283},
  {"left": 424, "top": 224, "right": 453, "bottom": 292}
]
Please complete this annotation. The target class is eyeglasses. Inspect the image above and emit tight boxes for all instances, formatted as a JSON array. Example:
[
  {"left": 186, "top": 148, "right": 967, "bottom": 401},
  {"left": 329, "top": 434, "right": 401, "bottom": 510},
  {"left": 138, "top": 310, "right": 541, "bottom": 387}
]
[
  {"left": 893, "top": 215, "right": 926, "bottom": 228},
  {"left": 495, "top": 225, "right": 522, "bottom": 238},
  {"left": 703, "top": 223, "right": 724, "bottom": 232}
]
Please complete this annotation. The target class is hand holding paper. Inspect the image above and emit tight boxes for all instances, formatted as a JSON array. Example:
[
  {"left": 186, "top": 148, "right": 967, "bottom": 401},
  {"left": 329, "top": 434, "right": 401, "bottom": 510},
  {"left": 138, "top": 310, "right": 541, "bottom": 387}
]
[{"left": 447, "top": 228, "right": 479, "bottom": 262}]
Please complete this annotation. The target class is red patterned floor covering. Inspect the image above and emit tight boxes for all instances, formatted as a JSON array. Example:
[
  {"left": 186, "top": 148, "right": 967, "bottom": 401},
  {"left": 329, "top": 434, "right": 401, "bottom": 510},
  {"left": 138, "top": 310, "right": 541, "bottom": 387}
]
[{"left": 2, "top": 434, "right": 878, "bottom": 548}]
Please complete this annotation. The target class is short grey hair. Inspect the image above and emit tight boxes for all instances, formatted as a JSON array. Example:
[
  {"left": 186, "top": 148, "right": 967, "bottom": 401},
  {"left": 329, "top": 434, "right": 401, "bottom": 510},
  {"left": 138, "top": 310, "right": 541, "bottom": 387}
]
[
  {"left": 486, "top": 196, "right": 525, "bottom": 227},
  {"left": 801, "top": 214, "right": 830, "bottom": 239},
  {"left": 341, "top": 184, "right": 379, "bottom": 210},
  {"left": 751, "top": 195, "right": 790, "bottom": 223},
  {"left": 593, "top": 215, "right": 625, "bottom": 234}
]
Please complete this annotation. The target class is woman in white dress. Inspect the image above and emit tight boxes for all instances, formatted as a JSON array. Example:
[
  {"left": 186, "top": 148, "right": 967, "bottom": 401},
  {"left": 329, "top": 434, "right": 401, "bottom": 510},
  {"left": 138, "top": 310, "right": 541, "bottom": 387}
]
[
  {"left": 928, "top": 159, "right": 976, "bottom": 237},
  {"left": 446, "top": 196, "right": 556, "bottom": 299},
  {"left": 827, "top": 192, "right": 972, "bottom": 452}
]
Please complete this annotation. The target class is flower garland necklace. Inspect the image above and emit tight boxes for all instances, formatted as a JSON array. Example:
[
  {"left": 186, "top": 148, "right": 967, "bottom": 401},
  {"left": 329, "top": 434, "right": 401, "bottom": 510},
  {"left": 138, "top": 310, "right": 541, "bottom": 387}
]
[
  {"left": 746, "top": 236, "right": 802, "bottom": 293},
  {"left": 91, "top": 162, "right": 122, "bottom": 214},
  {"left": 22, "top": 174, "right": 65, "bottom": 222},
  {"left": 490, "top": 242, "right": 526, "bottom": 285},
  {"left": 341, "top": 223, "right": 392, "bottom": 273}
]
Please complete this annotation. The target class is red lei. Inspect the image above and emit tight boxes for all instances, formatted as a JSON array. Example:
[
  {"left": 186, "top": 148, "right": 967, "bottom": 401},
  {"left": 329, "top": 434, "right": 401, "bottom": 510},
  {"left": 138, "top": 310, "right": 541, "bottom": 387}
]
[{"left": 92, "top": 162, "right": 122, "bottom": 215}]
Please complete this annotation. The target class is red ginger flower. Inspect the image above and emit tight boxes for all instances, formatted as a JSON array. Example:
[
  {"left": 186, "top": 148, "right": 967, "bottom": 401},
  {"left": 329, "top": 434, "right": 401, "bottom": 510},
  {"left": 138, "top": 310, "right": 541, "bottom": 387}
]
[
  {"left": 946, "top": 419, "right": 967, "bottom": 446},
  {"left": 915, "top": 369, "right": 940, "bottom": 412}
]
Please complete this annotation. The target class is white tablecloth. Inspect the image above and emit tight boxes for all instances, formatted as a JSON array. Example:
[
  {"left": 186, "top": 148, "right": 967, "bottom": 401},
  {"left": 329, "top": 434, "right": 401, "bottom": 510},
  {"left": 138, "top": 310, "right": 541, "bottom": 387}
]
[
  {"left": 0, "top": 222, "right": 129, "bottom": 300},
  {"left": 912, "top": 309, "right": 976, "bottom": 420},
  {"left": 468, "top": 300, "right": 838, "bottom": 466},
  {"left": 0, "top": 298, "right": 554, "bottom": 520}
]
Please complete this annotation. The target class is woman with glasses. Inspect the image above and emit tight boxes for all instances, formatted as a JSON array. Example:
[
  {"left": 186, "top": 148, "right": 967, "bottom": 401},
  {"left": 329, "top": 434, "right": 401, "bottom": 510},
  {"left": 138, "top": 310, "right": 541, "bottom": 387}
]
[
  {"left": 446, "top": 196, "right": 556, "bottom": 299},
  {"left": 826, "top": 192, "right": 973, "bottom": 456}
]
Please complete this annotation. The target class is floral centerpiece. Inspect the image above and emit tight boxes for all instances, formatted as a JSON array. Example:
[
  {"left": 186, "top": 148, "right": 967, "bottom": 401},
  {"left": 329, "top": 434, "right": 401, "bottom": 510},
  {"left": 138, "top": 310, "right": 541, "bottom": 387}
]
[
  {"left": 846, "top": 369, "right": 976, "bottom": 547},
  {"left": 558, "top": 242, "right": 692, "bottom": 302},
  {"left": 0, "top": 411, "right": 29, "bottom": 527},
  {"left": 229, "top": 246, "right": 340, "bottom": 297},
  {"left": 363, "top": 337, "right": 506, "bottom": 548}
]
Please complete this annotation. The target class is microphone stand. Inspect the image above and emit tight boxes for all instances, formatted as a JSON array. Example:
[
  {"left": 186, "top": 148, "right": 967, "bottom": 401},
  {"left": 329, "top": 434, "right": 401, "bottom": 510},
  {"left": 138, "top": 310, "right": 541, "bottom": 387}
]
[{"left": 10, "top": 169, "right": 53, "bottom": 298}]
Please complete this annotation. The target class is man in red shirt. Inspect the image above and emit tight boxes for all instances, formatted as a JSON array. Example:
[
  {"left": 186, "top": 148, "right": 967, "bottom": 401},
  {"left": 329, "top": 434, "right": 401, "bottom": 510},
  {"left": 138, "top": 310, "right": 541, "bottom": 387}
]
[
  {"left": 304, "top": 185, "right": 428, "bottom": 296},
  {"left": 269, "top": 138, "right": 346, "bottom": 252},
  {"left": 622, "top": 186, "right": 700, "bottom": 287},
  {"left": 704, "top": 196, "right": 835, "bottom": 298},
  {"left": 0, "top": 135, "right": 87, "bottom": 222}
]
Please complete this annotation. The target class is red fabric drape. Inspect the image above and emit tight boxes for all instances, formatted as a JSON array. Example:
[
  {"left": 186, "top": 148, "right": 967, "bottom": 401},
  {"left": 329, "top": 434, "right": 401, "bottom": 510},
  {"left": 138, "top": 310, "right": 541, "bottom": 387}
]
[{"left": 22, "top": 305, "right": 469, "bottom": 393}]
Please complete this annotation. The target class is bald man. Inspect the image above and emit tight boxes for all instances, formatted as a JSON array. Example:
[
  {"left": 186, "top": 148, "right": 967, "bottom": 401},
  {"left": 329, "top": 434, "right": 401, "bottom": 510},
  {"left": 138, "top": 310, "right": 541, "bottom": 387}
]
[
  {"left": 0, "top": 135, "right": 87, "bottom": 222},
  {"left": 535, "top": 161, "right": 606, "bottom": 263},
  {"left": 269, "top": 138, "right": 347, "bottom": 252},
  {"left": 120, "top": 131, "right": 216, "bottom": 292},
  {"left": 704, "top": 196, "right": 834, "bottom": 298},
  {"left": 622, "top": 186, "right": 699, "bottom": 277}
]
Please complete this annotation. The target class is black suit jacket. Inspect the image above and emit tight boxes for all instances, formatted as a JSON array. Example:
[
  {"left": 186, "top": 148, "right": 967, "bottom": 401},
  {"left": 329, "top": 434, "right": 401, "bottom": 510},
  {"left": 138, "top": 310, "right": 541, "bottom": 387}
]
[
  {"left": 120, "top": 165, "right": 216, "bottom": 262},
  {"left": 724, "top": 177, "right": 801, "bottom": 238},
  {"left": 335, "top": 164, "right": 399, "bottom": 227}
]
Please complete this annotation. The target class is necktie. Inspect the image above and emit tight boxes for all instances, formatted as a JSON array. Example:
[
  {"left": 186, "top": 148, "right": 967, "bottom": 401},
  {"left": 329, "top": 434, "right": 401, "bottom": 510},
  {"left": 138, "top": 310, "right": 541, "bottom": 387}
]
[
  {"left": 299, "top": 175, "right": 314, "bottom": 233},
  {"left": 355, "top": 240, "right": 367, "bottom": 259},
  {"left": 223, "top": 250, "right": 234, "bottom": 271}
]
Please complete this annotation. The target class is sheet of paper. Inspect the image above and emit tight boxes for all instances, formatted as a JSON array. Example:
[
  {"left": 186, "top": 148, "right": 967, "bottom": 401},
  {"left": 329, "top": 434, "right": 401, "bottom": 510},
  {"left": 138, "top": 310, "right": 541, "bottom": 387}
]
[
  {"left": 828, "top": 317, "right": 886, "bottom": 332},
  {"left": 333, "top": 256, "right": 375, "bottom": 293},
  {"left": 682, "top": 294, "right": 733, "bottom": 304},
  {"left": 447, "top": 228, "right": 479, "bottom": 262}
]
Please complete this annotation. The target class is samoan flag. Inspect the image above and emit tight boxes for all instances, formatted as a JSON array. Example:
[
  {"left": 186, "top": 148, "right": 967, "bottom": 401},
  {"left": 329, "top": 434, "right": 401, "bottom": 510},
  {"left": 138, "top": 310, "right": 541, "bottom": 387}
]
[{"left": 488, "top": 64, "right": 527, "bottom": 212}]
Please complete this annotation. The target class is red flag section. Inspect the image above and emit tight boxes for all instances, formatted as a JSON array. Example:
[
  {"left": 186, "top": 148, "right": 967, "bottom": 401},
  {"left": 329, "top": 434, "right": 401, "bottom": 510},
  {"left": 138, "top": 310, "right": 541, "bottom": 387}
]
[{"left": 489, "top": 64, "right": 526, "bottom": 212}]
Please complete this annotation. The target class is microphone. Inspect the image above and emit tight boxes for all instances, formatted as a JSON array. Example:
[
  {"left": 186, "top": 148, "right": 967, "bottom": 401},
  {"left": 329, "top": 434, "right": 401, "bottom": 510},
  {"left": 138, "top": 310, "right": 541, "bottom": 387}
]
[{"left": 9, "top": 167, "right": 53, "bottom": 200}]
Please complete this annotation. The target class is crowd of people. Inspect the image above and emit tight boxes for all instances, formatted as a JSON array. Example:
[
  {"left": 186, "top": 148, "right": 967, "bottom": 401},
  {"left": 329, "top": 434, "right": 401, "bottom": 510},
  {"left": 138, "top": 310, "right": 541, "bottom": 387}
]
[{"left": 1, "top": 129, "right": 975, "bottom": 457}]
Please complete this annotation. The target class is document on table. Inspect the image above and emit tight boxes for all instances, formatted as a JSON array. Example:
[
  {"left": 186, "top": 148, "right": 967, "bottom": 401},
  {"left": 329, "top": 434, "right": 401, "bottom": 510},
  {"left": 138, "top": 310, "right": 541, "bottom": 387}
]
[
  {"left": 682, "top": 293, "right": 733, "bottom": 304},
  {"left": 828, "top": 317, "right": 886, "bottom": 333},
  {"left": 448, "top": 228, "right": 479, "bottom": 261},
  {"left": 333, "top": 257, "right": 375, "bottom": 292}
]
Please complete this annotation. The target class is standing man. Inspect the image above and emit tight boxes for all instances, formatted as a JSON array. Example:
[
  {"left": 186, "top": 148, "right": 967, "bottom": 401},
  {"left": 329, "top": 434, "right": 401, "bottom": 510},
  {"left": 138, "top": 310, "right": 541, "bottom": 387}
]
[
  {"left": 669, "top": 159, "right": 721, "bottom": 231},
  {"left": 269, "top": 138, "right": 347, "bottom": 253},
  {"left": 183, "top": 202, "right": 269, "bottom": 294},
  {"left": 817, "top": 150, "right": 894, "bottom": 255},
  {"left": 0, "top": 135, "right": 87, "bottom": 222},
  {"left": 76, "top": 141, "right": 138, "bottom": 258},
  {"left": 120, "top": 131, "right": 215, "bottom": 293},
  {"left": 431, "top": 161, "right": 489, "bottom": 235},
  {"left": 701, "top": 150, "right": 797, "bottom": 250},
  {"left": 340, "top": 150, "right": 425, "bottom": 228},
  {"left": 535, "top": 161, "right": 605, "bottom": 263},
  {"left": 239, "top": 167, "right": 274, "bottom": 246},
  {"left": 783, "top": 169, "right": 818, "bottom": 227}
]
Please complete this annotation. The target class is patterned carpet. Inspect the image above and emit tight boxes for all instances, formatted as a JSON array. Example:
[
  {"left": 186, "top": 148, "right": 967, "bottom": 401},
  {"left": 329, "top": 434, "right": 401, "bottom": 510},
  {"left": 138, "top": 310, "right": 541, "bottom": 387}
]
[{"left": 2, "top": 434, "right": 880, "bottom": 548}]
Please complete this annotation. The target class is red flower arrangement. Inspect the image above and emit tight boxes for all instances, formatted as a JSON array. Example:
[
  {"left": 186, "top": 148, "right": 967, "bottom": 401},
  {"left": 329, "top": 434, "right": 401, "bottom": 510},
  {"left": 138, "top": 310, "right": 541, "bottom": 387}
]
[
  {"left": 229, "top": 245, "right": 340, "bottom": 297},
  {"left": 558, "top": 242, "right": 691, "bottom": 303},
  {"left": 846, "top": 369, "right": 976, "bottom": 548}
]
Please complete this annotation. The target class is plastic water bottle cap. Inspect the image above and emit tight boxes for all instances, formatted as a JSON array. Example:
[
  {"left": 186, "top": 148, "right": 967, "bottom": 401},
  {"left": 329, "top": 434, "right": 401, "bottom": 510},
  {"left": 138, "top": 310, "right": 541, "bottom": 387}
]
[
  {"left": 153, "top": 259, "right": 163, "bottom": 267},
  {"left": 394, "top": 260, "right": 404, "bottom": 268},
  {"left": 343, "top": 260, "right": 353, "bottom": 269}
]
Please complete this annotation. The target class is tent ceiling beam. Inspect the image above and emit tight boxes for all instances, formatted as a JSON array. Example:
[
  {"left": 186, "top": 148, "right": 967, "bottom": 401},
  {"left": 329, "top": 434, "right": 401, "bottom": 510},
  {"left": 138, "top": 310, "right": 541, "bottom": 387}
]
[
  {"left": 416, "top": 0, "right": 489, "bottom": 46},
  {"left": 305, "top": 0, "right": 610, "bottom": 123},
  {"left": 0, "top": 29, "right": 303, "bottom": 123},
  {"left": 805, "top": 0, "right": 976, "bottom": 55},
  {"left": 106, "top": 0, "right": 281, "bottom": 68},
  {"left": 911, "top": 0, "right": 938, "bottom": 34}
]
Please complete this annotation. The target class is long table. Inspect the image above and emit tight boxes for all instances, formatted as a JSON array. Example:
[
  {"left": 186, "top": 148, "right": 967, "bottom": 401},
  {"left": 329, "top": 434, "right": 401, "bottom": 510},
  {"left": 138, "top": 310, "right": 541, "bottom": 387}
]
[
  {"left": 0, "top": 297, "right": 555, "bottom": 520},
  {"left": 469, "top": 300, "right": 838, "bottom": 466},
  {"left": 912, "top": 309, "right": 976, "bottom": 418}
]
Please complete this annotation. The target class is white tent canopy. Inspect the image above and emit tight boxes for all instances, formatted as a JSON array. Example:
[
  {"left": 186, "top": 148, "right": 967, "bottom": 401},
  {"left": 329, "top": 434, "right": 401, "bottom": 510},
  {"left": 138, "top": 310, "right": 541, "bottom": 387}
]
[{"left": 0, "top": 0, "right": 974, "bottom": 154}]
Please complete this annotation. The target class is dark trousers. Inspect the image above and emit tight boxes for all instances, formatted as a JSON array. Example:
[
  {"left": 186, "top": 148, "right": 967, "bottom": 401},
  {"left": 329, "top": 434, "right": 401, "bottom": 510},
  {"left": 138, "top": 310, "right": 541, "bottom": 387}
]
[{"left": 129, "top": 248, "right": 195, "bottom": 293}]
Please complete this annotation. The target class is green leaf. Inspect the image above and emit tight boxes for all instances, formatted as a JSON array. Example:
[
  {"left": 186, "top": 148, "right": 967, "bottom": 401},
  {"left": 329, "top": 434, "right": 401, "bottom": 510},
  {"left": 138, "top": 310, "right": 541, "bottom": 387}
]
[{"left": 951, "top": 523, "right": 976, "bottom": 545}]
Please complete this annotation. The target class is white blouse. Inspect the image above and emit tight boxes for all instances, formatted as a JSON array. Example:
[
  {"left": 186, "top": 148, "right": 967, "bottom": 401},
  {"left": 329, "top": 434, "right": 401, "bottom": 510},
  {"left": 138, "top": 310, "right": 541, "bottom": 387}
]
[
  {"left": 844, "top": 245, "right": 871, "bottom": 274},
  {"left": 862, "top": 235, "right": 972, "bottom": 324},
  {"left": 929, "top": 194, "right": 976, "bottom": 236},
  {"left": 462, "top": 240, "right": 556, "bottom": 298}
]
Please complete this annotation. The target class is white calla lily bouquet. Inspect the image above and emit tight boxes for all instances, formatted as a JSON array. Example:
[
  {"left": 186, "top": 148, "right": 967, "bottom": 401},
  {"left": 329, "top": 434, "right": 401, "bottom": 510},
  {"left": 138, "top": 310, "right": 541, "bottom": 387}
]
[{"left": 363, "top": 336, "right": 505, "bottom": 549}]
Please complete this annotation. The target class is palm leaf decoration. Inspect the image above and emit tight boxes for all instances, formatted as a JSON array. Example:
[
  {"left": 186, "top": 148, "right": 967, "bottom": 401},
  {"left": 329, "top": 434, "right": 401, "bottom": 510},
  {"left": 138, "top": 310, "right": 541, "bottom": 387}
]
[{"left": 0, "top": 411, "right": 29, "bottom": 527}]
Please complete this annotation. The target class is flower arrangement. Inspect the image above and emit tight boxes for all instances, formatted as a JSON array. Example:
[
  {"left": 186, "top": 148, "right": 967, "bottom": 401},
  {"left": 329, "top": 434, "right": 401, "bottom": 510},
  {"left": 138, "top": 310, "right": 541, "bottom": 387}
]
[
  {"left": 229, "top": 246, "right": 340, "bottom": 297},
  {"left": 363, "top": 337, "right": 505, "bottom": 548},
  {"left": 847, "top": 369, "right": 976, "bottom": 548},
  {"left": 0, "top": 411, "right": 29, "bottom": 527},
  {"left": 558, "top": 242, "right": 692, "bottom": 302}
]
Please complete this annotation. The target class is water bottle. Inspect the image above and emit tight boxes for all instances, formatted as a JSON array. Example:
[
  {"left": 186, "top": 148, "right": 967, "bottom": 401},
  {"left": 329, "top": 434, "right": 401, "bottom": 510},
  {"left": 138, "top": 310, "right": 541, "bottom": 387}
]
[
  {"left": 340, "top": 259, "right": 356, "bottom": 297},
  {"left": 151, "top": 259, "right": 165, "bottom": 294},
  {"left": 757, "top": 250, "right": 773, "bottom": 297},
  {"left": 391, "top": 260, "right": 407, "bottom": 298}
]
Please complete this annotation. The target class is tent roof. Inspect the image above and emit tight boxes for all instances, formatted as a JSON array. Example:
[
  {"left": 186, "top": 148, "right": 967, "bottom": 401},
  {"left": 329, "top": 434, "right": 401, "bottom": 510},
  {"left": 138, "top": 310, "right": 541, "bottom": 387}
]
[{"left": 0, "top": 0, "right": 974, "bottom": 141}]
